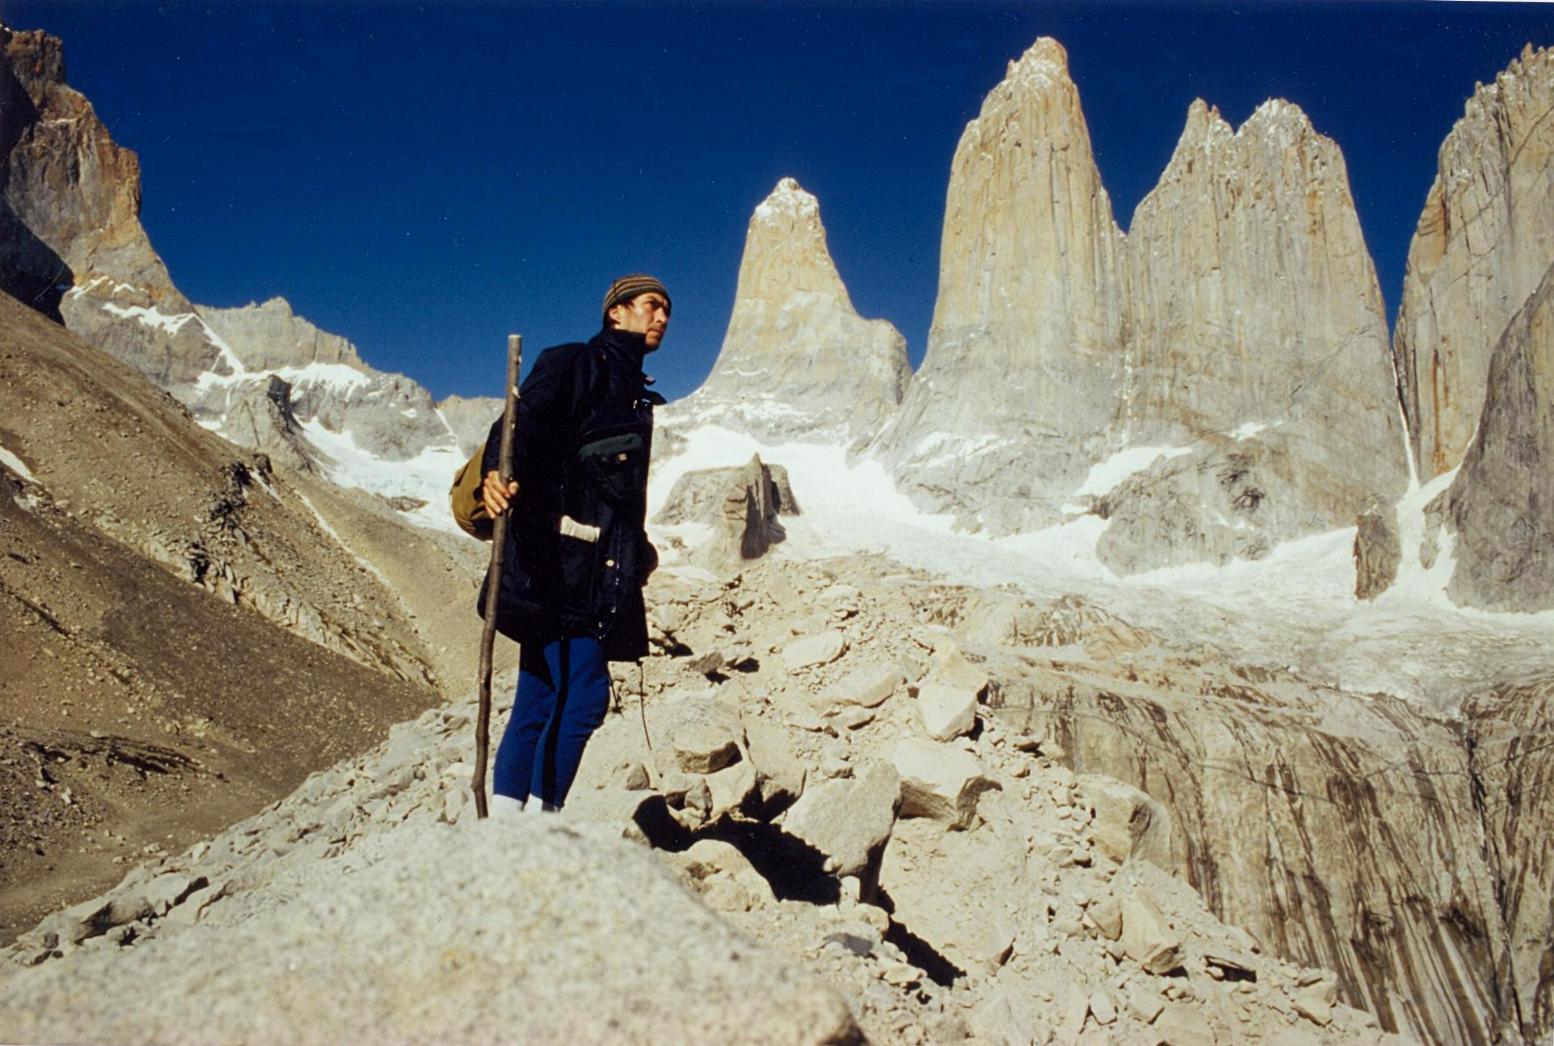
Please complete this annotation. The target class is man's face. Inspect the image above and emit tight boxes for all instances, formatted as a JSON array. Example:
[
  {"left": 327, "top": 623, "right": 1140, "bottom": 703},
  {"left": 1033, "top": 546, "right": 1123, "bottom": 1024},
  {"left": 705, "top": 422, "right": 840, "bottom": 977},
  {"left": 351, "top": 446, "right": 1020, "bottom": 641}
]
[{"left": 609, "top": 292, "right": 670, "bottom": 350}]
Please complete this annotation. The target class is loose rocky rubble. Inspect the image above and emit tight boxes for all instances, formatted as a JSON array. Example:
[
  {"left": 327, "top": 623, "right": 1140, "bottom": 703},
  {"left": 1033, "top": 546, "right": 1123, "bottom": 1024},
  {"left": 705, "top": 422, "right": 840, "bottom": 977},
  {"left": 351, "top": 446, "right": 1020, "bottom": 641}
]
[{"left": 2, "top": 557, "right": 1404, "bottom": 1044}]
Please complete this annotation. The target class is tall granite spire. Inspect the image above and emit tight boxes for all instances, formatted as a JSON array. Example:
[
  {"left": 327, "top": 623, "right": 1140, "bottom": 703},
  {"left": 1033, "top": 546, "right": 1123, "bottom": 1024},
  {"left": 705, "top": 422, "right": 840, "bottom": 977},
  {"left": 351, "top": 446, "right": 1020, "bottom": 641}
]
[
  {"left": 675, "top": 177, "right": 908, "bottom": 443},
  {"left": 867, "top": 37, "right": 1128, "bottom": 533}
]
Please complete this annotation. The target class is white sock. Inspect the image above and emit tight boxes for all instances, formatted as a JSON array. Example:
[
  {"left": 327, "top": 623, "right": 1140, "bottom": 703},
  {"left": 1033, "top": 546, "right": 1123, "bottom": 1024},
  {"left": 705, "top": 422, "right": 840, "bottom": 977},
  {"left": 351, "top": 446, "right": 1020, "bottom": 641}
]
[
  {"left": 524, "top": 799, "right": 559, "bottom": 815},
  {"left": 490, "top": 794, "right": 524, "bottom": 817}
]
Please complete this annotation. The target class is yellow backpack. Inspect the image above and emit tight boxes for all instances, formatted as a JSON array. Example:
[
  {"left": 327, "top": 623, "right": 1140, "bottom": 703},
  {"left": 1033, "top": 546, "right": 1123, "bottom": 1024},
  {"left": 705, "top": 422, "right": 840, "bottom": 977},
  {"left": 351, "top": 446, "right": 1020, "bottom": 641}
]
[{"left": 449, "top": 449, "right": 494, "bottom": 541}]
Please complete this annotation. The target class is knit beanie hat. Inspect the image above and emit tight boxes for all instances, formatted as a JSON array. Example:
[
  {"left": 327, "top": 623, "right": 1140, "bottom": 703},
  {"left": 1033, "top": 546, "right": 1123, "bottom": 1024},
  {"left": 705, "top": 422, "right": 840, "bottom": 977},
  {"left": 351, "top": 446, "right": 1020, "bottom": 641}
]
[{"left": 601, "top": 273, "right": 672, "bottom": 320}]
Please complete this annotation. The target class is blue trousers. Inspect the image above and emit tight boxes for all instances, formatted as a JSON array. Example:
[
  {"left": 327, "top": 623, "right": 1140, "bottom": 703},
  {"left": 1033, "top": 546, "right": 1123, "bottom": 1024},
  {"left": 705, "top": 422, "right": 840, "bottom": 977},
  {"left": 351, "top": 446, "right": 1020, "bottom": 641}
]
[{"left": 492, "top": 636, "right": 610, "bottom": 809}]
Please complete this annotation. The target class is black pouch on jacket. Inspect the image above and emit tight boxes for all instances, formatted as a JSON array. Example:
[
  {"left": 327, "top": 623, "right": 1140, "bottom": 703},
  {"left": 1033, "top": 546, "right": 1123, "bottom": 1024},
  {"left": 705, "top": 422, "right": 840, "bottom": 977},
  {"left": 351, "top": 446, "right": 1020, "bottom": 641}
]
[{"left": 576, "top": 431, "right": 647, "bottom": 505}]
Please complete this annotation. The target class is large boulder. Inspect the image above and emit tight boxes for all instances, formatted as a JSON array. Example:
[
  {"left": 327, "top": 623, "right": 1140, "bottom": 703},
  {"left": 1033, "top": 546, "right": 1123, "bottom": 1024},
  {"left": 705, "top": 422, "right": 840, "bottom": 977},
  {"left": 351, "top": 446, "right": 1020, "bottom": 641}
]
[
  {"left": 782, "top": 761, "right": 900, "bottom": 877},
  {"left": 222, "top": 377, "right": 320, "bottom": 474},
  {"left": 892, "top": 739, "right": 995, "bottom": 830},
  {"left": 655, "top": 455, "right": 797, "bottom": 571},
  {"left": 0, "top": 819, "right": 861, "bottom": 1044},
  {"left": 1353, "top": 505, "right": 1401, "bottom": 601}
]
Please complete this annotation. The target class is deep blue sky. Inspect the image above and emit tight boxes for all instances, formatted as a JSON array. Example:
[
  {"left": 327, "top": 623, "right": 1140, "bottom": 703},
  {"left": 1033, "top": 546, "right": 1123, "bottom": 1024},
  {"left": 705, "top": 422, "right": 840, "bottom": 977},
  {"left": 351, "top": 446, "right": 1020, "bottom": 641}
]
[{"left": 8, "top": 1, "right": 1552, "bottom": 402}]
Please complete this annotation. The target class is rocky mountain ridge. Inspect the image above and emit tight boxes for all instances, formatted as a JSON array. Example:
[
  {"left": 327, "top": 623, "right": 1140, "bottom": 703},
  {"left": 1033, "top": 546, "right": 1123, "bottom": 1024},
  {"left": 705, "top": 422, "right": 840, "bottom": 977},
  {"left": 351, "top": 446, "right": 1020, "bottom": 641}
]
[
  {"left": 8, "top": 22, "right": 1548, "bottom": 609},
  {"left": 853, "top": 38, "right": 1413, "bottom": 580},
  {"left": 1387, "top": 43, "right": 1554, "bottom": 612},
  {"left": 1393, "top": 44, "right": 1554, "bottom": 483},
  {"left": 0, "top": 24, "right": 500, "bottom": 524},
  {"left": 671, "top": 35, "right": 1551, "bottom": 613}
]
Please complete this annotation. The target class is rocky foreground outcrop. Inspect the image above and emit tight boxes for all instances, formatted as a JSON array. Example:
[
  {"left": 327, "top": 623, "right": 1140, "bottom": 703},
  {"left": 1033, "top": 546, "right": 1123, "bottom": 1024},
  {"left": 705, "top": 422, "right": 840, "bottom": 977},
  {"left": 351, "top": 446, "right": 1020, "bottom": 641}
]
[
  {"left": 671, "top": 178, "right": 909, "bottom": 444},
  {"left": 3, "top": 560, "right": 1404, "bottom": 1044},
  {"left": 14, "top": 552, "right": 1548, "bottom": 1042},
  {"left": 2, "top": 817, "right": 861, "bottom": 1045}
]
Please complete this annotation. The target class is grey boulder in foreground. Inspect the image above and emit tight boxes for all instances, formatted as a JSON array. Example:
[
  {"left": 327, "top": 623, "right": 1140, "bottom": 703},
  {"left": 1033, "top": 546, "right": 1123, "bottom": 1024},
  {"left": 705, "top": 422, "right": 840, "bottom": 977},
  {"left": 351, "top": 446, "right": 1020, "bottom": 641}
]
[{"left": 0, "top": 818, "right": 861, "bottom": 1046}]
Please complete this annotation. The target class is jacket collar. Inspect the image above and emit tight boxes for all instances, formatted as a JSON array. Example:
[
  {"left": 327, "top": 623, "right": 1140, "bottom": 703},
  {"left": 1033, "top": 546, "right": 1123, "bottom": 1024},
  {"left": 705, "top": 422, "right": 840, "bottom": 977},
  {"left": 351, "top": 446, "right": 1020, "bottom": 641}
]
[{"left": 591, "top": 325, "right": 650, "bottom": 369}]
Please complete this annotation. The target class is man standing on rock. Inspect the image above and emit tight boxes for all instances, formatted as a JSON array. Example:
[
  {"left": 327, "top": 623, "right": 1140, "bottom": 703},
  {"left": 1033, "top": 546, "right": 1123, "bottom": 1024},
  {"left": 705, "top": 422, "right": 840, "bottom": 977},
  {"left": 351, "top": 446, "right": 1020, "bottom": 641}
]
[{"left": 478, "top": 274, "right": 669, "bottom": 813}]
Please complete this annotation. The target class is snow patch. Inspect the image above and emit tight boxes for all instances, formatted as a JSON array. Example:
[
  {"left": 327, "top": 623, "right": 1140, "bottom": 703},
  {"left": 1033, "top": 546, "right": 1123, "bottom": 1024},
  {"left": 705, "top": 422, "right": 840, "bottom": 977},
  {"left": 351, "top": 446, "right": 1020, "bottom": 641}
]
[
  {"left": 299, "top": 421, "right": 465, "bottom": 536},
  {"left": 65, "top": 276, "right": 109, "bottom": 299},
  {"left": 0, "top": 444, "right": 36, "bottom": 482},
  {"left": 1376, "top": 467, "right": 1461, "bottom": 608},
  {"left": 101, "top": 303, "right": 197, "bottom": 337},
  {"left": 280, "top": 363, "right": 374, "bottom": 391},
  {"left": 1074, "top": 446, "right": 1191, "bottom": 498},
  {"left": 1230, "top": 422, "right": 1268, "bottom": 441},
  {"left": 752, "top": 178, "right": 818, "bottom": 224},
  {"left": 198, "top": 360, "right": 372, "bottom": 394}
]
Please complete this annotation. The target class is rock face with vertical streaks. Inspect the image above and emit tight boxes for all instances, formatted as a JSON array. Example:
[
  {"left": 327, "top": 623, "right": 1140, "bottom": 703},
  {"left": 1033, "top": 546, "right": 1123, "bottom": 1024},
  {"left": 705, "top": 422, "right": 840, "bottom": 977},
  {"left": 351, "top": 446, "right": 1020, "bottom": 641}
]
[
  {"left": 673, "top": 178, "right": 908, "bottom": 444},
  {"left": 1095, "top": 99, "right": 1409, "bottom": 573},
  {"left": 867, "top": 38, "right": 1128, "bottom": 534},
  {"left": 1393, "top": 44, "right": 1554, "bottom": 482},
  {"left": 1435, "top": 259, "right": 1554, "bottom": 611},
  {"left": 983, "top": 618, "right": 1550, "bottom": 1046},
  {"left": 1464, "top": 675, "right": 1554, "bottom": 1040},
  {"left": 1380, "top": 45, "right": 1554, "bottom": 612}
]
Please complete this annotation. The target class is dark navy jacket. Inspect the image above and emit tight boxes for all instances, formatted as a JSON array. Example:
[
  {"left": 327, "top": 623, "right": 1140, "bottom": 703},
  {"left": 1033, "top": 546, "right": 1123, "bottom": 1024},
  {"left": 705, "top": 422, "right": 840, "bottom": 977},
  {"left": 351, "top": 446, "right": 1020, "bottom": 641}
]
[{"left": 479, "top": 326, "right": 660, "bottom": 661}]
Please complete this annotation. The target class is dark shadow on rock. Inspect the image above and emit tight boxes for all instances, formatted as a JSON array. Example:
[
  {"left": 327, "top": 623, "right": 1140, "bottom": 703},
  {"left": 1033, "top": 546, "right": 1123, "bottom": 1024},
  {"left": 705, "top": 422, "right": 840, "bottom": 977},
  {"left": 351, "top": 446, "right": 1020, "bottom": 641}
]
[
  {"left": 632, "top": 797, "right": 840, "bottom": 904},
  {"left": 0, "top": 63, "right": 70, "bottom": 323},
  {"left": 875, "top": 885, "right": 966, "bottom": 987},
  {"left": 0, "top": 201, "right": 70, "bottom": 323}
]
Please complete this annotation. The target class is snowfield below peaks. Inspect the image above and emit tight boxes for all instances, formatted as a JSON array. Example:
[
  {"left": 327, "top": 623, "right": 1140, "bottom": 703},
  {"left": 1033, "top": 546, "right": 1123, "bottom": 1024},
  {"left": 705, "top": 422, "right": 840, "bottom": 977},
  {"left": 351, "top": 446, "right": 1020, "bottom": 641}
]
[{"left": 649, "top": 423, "right": 1554, "bottom": 715}]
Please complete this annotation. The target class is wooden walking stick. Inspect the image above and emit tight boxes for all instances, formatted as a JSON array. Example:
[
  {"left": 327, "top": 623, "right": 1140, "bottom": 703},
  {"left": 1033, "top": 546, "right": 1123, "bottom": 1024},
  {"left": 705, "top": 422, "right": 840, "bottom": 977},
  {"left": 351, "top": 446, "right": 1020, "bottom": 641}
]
[{"left": 473, "top": 333, "right": 522, "bottom": 819}]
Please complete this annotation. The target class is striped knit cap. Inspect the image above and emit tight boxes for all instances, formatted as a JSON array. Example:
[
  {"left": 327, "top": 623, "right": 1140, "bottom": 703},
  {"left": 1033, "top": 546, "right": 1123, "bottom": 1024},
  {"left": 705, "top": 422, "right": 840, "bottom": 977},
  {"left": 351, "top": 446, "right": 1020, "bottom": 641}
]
[{"left": 601, "top": 273, "right": 671, "bottom": 320}]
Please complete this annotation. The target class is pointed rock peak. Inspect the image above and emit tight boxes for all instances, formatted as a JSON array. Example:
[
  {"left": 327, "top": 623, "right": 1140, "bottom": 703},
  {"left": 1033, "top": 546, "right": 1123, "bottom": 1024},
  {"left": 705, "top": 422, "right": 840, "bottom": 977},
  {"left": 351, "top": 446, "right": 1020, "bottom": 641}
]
[
  {"left": 752, "top": 177, "right": 820, "bottom": 227},
  {"left": 1468, "top": 43, "right": 1554, "bottom": 116},
  {"left": 1242, "top": 98, "right": 1316, "bottom": 140},
  {"left": 1181, "top": 99, "right": 1233, "bottom": 145},
  {"left": 1, "top": 25, "right": 66, "bottom": 86},
  {"left": 1006, "top": 36, "right": 1070, "bottom": 84},
  {"left": 736, "top": 177, "right": 848, "bottom": 307},
  {"left": 971, "top": 35, "right": 1088, "bottom": 135}
]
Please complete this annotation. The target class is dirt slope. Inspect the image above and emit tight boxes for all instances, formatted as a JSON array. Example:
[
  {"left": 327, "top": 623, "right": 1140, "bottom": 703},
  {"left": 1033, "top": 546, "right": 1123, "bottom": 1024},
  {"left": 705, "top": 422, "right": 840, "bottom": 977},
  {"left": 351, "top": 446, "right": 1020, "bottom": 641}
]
[{"left": 0, "top": 293, "right": 472, "bottom": 940}]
